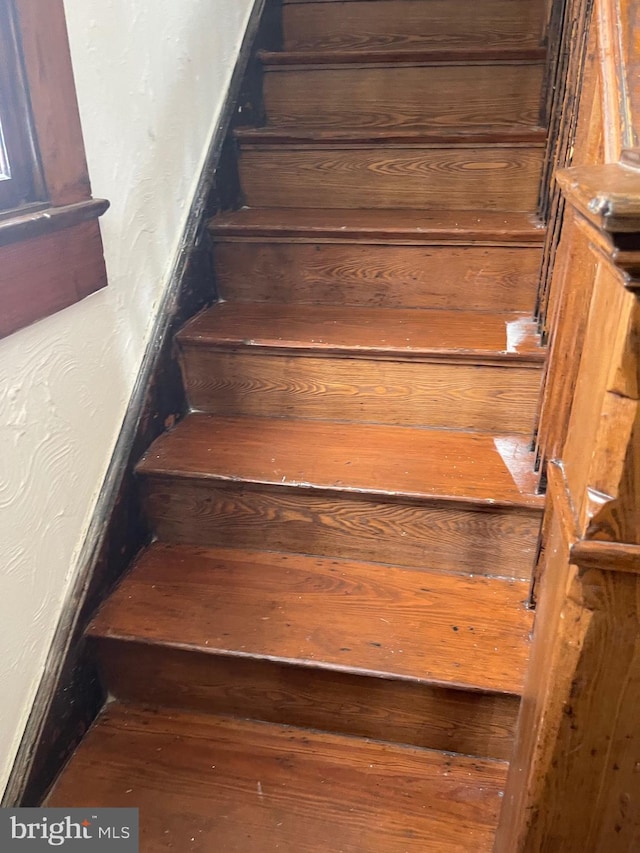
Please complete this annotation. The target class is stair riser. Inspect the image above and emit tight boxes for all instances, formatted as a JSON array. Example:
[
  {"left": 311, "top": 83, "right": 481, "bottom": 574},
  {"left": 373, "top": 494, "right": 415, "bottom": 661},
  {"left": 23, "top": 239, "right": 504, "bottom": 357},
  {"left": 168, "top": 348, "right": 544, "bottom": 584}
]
[
  {"left": 95, "top": 638, "right": 521, "bottom": 760},
  {"left": 283, "top": 0, "right": 546, "bottom": 52},
  {"left": 264, "top": 65, "right": 544, "bottom": 129},
  {"left": 180, "top": 350, "right": 542, "bottom": 434},
  {"left": 214, "top": 243, "right": 542, "bottom": 312},
  {"left": 239, "top": 147, "right": 544, "bottom": 211},
  {"left": 141, "top": 477, "right": 540, "bottom": 579}
]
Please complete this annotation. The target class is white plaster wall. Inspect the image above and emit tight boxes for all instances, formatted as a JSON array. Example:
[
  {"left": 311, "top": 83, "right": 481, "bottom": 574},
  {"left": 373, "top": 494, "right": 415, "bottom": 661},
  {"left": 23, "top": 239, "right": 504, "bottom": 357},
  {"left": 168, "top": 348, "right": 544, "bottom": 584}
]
[{"left": 0, "top": 0, "right": 255, "bottom": 795}]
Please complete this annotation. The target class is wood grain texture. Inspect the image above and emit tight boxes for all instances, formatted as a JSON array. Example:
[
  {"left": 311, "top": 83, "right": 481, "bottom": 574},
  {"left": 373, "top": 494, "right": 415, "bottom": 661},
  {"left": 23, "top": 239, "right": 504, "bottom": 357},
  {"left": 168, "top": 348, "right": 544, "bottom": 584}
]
[
  {"left": 213, "top": 242, "right": 542, "bottom": 311},
  {"left": 263, "top": 64, "right": 544, "bottom": 129},
  {"left": 47, "top": 705, "right": 509, "bottom": 853},
  {"left": 239, "top": 146, "right": 544, "bottom": 211},
  {"left": 0, "top": 220, "right": 107, "bottom": 338},
  {"left": 283, "top": 0, "right": 547, "bottom": 52},
  {"left": 179, "top": 303, "right": 544, "bottom": 364},
  {"left": 137, "top": 414, "right": 544, "bottom": 510},
  {"left": 141, "top": 478, "right": 541, "bottom": 579},
  {"left": 180, "top": 351, "right": 541, "bottom": 433},
  {"left": 209, "top": 207, "right": 547, "bottom": 244},
  {"left": 94, "top": 641, "right": 521, "bottom": 760},
  {"left": 90, "top": 543, "right": 532, "bottom": 694}
]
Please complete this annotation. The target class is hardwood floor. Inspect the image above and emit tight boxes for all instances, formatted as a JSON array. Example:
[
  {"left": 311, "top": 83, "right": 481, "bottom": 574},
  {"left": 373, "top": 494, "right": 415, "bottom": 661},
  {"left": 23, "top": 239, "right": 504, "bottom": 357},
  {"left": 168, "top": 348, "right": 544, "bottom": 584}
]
[{"left": 46, "top": 0, "right": 549, "bottom": 847}]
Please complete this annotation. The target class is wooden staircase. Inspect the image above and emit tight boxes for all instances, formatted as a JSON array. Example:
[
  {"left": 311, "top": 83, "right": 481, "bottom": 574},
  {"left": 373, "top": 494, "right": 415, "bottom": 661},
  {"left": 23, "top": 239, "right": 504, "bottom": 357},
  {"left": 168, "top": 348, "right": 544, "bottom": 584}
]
[{"left": 47, "top": 0, "right": 549, "bottom": 849}]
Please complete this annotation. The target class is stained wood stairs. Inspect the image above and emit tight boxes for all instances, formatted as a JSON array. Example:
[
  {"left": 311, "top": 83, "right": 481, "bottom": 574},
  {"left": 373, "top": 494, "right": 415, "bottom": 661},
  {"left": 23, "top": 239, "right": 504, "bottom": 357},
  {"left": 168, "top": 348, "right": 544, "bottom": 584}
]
[{"left": 47, "top": 0, "right": 550, "bottom": 849}]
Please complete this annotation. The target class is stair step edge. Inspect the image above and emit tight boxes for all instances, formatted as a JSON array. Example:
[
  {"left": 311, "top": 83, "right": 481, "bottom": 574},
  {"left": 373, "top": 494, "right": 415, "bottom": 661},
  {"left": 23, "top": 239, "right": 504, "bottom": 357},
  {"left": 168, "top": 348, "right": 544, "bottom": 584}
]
[
  {"left": 208, "top": 208, "right": 547, "bottom": 245},
  {"left": 135, "top": 415, "right": 545, "bottom": 512},
  {"left": 89, "top": 631, "right": 526, "bottom": 698},
  {"left": 234, "top": 127, "right": 548, "bottom": 147},
  {"left": 259, "top": 47, "right": 547, "bottom": 67}
]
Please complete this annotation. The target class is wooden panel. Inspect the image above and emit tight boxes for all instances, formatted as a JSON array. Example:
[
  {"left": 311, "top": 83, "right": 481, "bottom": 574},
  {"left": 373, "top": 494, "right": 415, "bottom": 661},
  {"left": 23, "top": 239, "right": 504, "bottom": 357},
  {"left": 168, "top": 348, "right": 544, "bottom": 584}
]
[
  {"left": 496, "top": 464, "right": 580, "bottom": 850},
  {"left": 95, "top": 641, "right": 521, "bottom": 760},
  {"left": 283, "top": 0, "right": 547, "bottom": 52},
  {"left": 14, "top": 0, "right": 91, "bottom": 205},
  {"left": 264, "top": 64, "right": 544, "bottom": 129},
  {"left": 181, "top": 352, "right": 541, "bottom": 433},
  {"left": 90, "top": 544, "right": 533, "bottom": 694},
  {"left": 0, "top": 220, "right": 107, "bottom": 338},
  {"left": 210, "top": 207, "right": 547, "bottom": 244},
  {"left": 47, "top": 705, "right": 509, "bottom": 853},
  {"left": 214, "top": 242, "right": 542, "bottom": 311},
  {"left": 239, "top": 146, "right": 544, "bottom": 211},
  {"left": 137, "top": 414, "right": 544, "bottom": 510},
  {"left": 562, "top": 259, "right": 635, "bottom": 527},
  {"left": 498, "top": 470, "right": 640, "bottom": 851},
  {"left": 536, "top": 215, "right": 600, "bottom": 466},
  {"left": 142, "top": 478, "right": 541, "bottom": 579}
]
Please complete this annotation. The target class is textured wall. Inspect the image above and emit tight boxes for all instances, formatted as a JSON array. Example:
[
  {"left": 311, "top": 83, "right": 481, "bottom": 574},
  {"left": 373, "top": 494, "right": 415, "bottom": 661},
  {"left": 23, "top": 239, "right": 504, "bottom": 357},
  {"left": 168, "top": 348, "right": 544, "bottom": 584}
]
[{"left": 0, "top": 0, "right": 255, "bottom": 795}]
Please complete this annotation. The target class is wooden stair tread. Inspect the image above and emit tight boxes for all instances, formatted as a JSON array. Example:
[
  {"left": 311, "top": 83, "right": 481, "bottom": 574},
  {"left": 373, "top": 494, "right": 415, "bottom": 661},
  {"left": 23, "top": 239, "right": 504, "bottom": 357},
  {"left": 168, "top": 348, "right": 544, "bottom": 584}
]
[
  {"left": 47, "top": 704, "right": 508, "bottom": 853},
  {"left": 235, "top": 126, "right": 547, "bottom": 146},
  {"left": 259, "top": 47, "right": 546, "bottom": 67},
  {"left": 178, "top": 303, "right": 544, "bottom": 365},
  {"left": 137, "top": 414, "right": 544, "bottom": 510},
  {"left": 209, "top": 207, "right": 546, "bottom": 244},
  {"left": 89, "top": 543, "right": 533, "bottom": 695}
]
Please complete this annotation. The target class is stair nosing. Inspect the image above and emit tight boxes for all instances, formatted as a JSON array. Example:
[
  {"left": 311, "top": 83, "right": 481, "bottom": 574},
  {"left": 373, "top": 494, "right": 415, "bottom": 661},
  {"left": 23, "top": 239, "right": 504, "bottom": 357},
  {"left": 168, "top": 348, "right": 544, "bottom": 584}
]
[
  {"left": 234, "top": 127, "right": 548, "bottom": 148},
  {"left": 90, "top": 630, "right": 525, "bottom": 699},
  {"left": 138, "top": 467, "right": 544, "bottom": 511},
  {"left": 176, "top": 304, "right": 545, "bottom": 366},
  {"left": 179, "top": 340, "right": 545, "bottom": 367},
  {"left": 259, "top": 47, "right": 547, "bottom": 68},
  {"left": 208, "top": 209, "right": 547, "bottom": 245}
]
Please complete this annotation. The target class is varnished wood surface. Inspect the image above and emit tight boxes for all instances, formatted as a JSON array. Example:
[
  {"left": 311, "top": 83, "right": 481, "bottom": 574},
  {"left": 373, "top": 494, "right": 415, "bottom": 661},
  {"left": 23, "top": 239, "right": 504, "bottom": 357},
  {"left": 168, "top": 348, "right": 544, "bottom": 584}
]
[
  {"left": 239, "top": 147, "right": 544, "bottom": 211},
  {"left": 179, "top": 303, "right": 544, "bottom": 364},
  {"left": 1, "top": 220, "right": 107, "bottom": 338},
  {"left": 47, "top": 705, "right": 509, "bottom": 852},
  {"left": 180, "top": 351, "right": 541, "bottom": 433},
  {"left": 556, "top": 161, "right": 640, "bottom": 233},
  {"left": 260, "top": 47, "right": 547, "bottom": 67},
  {"left": 264, "top": 64, "right": 544, "bottom": 129},
  {"left": 210, "top": 207, "right": 547, "bottom": 244},
  {"left": 143, "top": 478, "right": 541, "bottom": 579},
  {"left": 94, "top": 641, "right": 520, "bottom": 759},
  {"left": 282, "top": 0, "right": 547, "bottom": 53},
  {"left": 213, "top": 242, "right": 542, "bottom": 312},
  {"left": 235, "top": 126, "right": 547, "bottom": 145},
  {"left": 137, "top": 415, "right": 544, "bottom": 510},
  {"left": 90, "top": 543, "right": 533, "bottom": 695}
]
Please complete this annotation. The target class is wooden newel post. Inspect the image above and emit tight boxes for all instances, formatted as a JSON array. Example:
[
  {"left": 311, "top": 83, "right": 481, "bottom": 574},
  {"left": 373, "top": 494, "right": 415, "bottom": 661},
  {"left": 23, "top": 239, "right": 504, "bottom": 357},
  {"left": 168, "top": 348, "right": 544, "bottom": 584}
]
[{"left": 495, "top": 158, "right": 640, "bottom": 851}]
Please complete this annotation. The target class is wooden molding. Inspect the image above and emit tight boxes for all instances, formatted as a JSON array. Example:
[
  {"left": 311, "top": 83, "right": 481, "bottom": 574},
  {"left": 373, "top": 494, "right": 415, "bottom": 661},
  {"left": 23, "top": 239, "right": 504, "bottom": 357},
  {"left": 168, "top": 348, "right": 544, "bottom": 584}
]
[
  {"left": 571, "top": 539, "right": 640, "bottom": 572},
  {"left": 556, "top": 159, "right": 640, "bottom": 233},
  {"left": 0, "top": 199, "right": 110, "bottom": 248},
  {"left": 13, "top": 0, "right": 92, "bottom": 206}
]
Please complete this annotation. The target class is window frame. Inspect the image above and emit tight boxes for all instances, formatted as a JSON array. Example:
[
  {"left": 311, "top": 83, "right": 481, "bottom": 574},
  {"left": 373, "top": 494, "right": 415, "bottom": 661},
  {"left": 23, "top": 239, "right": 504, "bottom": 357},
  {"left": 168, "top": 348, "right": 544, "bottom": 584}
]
[{"left": 0, "top": 0, "right": 109, "bottom": 339}]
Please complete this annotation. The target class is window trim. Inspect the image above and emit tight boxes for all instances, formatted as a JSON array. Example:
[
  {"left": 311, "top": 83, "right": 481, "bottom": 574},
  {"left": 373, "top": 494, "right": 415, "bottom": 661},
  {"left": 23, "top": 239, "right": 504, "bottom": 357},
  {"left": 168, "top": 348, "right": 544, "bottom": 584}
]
[{"left": 1, "top": 0, "right": 109, "bottom": 338}]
